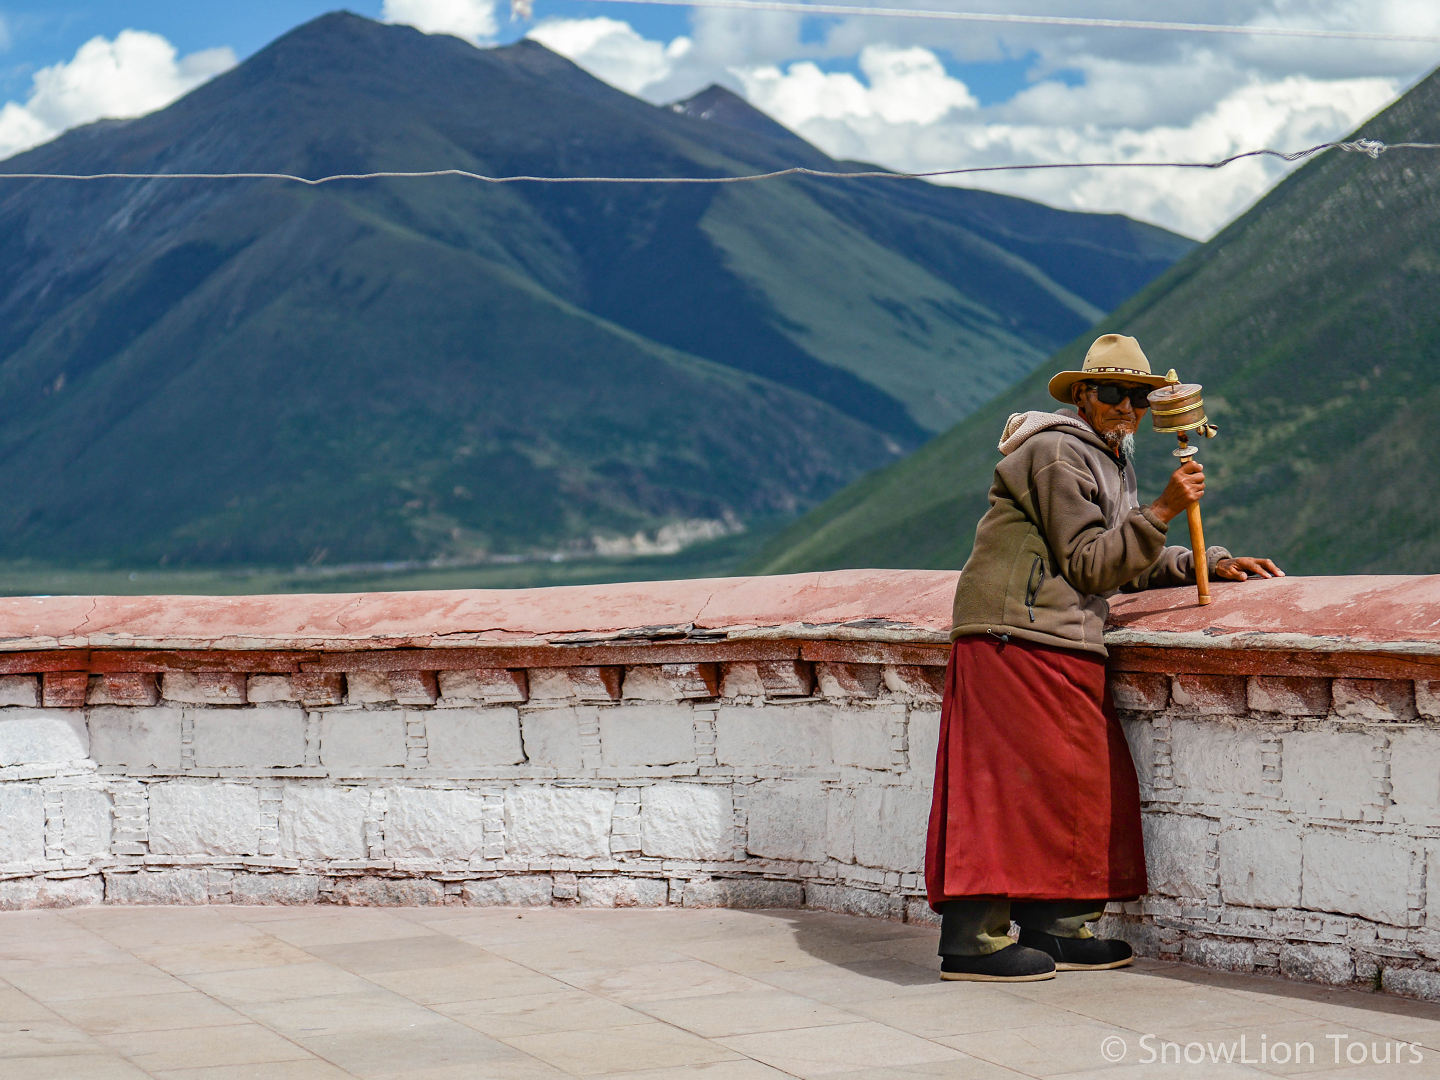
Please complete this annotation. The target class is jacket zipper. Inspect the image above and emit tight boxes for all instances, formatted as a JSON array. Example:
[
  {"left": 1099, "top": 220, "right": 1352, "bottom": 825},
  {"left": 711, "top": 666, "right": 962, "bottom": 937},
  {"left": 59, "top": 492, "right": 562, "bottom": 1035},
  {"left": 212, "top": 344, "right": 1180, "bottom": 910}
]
[{"left": 1025, "top": 556, "right": 1044, "bottom": 623}]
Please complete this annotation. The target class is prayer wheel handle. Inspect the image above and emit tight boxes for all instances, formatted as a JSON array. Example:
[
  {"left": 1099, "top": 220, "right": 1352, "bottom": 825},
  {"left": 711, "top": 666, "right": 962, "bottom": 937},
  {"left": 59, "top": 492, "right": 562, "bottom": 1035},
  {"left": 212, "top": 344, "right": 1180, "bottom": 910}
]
[{"left": 1147, "top": 369, "right": 1218, "bottom": 607}]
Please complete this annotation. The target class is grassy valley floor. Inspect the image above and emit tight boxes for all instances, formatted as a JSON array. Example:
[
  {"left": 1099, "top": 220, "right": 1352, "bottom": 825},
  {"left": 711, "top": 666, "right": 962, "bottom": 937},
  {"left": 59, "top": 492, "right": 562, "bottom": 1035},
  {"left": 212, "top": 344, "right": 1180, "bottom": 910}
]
[{"left": 0, "top": 525, "right": 783, "bottom": 596}]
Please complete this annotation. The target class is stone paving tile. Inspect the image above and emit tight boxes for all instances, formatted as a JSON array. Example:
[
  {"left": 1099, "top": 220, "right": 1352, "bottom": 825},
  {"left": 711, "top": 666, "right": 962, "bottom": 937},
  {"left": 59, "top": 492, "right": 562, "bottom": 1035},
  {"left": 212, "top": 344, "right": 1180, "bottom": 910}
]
[
  {"left": 5, "top": 907, "right": 1440, "bottom": 1079},
  {"left": 96, "top": 1022, "right": 316, "bottom": 1071},
  {"left": 934, "top": 1019, "right": 1141, "bottom": 1077},
  {"left": 435, "top": 986, "right": 654, "bottom": 1037},
  {"left": 5, "top": 961, "right": 191, "bottom": 1002},
  {"left": 504, "top": 1020, "right": 744, "bottom": 1075},
  {"left": 132, "top": 935, "right": 321, "bottom": 975},
  {"left": 634, "top": 987, "right": 861, "bottom": 1037},
  {"left": 366, "top": 958, "right": 567, "bottom": 1005},
  {"left": 304, "top": 934, "right": 495, "bottom": 974},
  {"left": 560, "top": 959, "right": 776, "bottom": 1003},
  {"left": 0, "top": 1016, "right": 111, "bottom": 1058},
  {"left": 153, "top": 1061, "right": 358, "bottom": 1080},
  {"left": 45, "top": 988, "right": 252, "bottom": 1034},
  {"left": 4, "top": 1055, "right": 154, "bottom": 1079},
  {"left": 298, "top": 1017, "right": 528, "bottom": 1076},
  {"left": 719, "top": 1020, "right": 969, "bottom": 1078}
]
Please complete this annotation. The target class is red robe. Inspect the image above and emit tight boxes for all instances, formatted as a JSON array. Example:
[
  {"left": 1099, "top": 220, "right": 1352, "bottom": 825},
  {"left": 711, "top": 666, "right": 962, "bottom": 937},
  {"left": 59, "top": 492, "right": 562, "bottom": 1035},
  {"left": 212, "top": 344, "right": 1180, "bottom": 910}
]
[{"left": 925, "top": 634, "right": 1147, "bottom": 906}]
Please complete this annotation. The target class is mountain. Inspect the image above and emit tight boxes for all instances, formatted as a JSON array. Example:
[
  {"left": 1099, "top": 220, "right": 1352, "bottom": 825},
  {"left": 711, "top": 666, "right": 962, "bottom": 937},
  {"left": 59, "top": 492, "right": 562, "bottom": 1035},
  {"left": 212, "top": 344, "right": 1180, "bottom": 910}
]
[
  {"left": 0, "top": 12, "right": 1192, "bottom": 568},
  {"left": 749, "top": 65, "right": 1440, "bottom": 576}
]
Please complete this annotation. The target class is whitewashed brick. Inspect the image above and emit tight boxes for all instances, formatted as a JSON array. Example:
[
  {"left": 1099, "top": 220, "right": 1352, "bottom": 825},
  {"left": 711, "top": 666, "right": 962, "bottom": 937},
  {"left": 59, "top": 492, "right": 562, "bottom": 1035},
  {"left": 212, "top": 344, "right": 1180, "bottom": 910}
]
[
  {"left": 1219, "top": 820, "right": 1301, "bottom": 908},
  {"left": 1280, "top": 944, "right": 1354, "bottom": 985},
  {"left": 1332, "top": 679, "right": 1416, "bottom": 722},
  {"left": 1281, "top": 731, "right": 1378, "bottom": 807},
  {"left": 640, "top": 783, "right": 731, "bottom": 859},
  {"left": 1301, "top": 831, "right": 1413, "bottom": 925},
  {"left": 621, "top": 667, "right": 679, "bottom": 700},
  {"left": 0, "top": 709, "right": 87, "bottom": 765},
  {"left": 232, "top": 873, "right": 319, "bottom": 905},
  {"left": 319, "top": 711, "right": 406, "bottom": 768},
  {"left": 579, "top": 876, "right": 668, "bottom": 907},
  {"left": 827, "top": 789, "right": 857, "bottom": 864},
  {"left": 247, "top": 676, "right": 298, "bottom": 703},
  {"left": 148, "top": 782, "right": 261, "bottom": 856},
  {"left": 505, "top": 787, "right": 614, "bottom": 859},
  {"left": 385, "top": 787, "right": 488, "bottom": 861},
  {"left": 0, "top": 874, "right": 102, "bottom": 909},
  {"left": 1170, "top": 719, "right": 1264, "bottom": 797},
  {"left": 716, "top": 705, "right": 830, "bottom": 767},
  {"left": 61, "top": 788, "right": 113, "bottom": 858},
  {"left": 520, "top": 709, "right": 583, "bottom": 770},
  {"left": 346, "top": 672, "right": 396, "bottom": 704},
  {"left": 600, "top": 706, "right": 695, "bottom": 767},
  {"left": 0, "top": 676, "right": 38, "bottom": 707},
  {"left": 908, "top": 709, "right": 940, "bottom": 778},
  {"left": 463, "top": 875, "right": 553, "bottom": 906},
  {"left": 1143, "top": 814, "right": 1212, "bottom": 897},
  {"left": 1119, "top": 717, "right": 1154, "bottom": 790},
  {"left": 279, "top": 785, "right": 369, "bottom": 861},
  {"left": 0, "top": 784, "right": 44, "bottom": 863},
  {"left": 720, "top": 662, "right": 766, "bottom": 698},
  {"left": 88, "top": 706, "right": 181, "bottom": 768},
  {"left": 425, "top": 708, "right": 524, "bottom": 768},
  {"left": 1389, "top": 729, "right": 1440, "bottom": 816},
  {"left": 527, "top": 669, "right": 573, "bottom": 701},
  {"left": 745, "top": 780, "right": 827, "bottom": 862},
  {"left": 192, "top": 706, "right": 306, "bottom": 768},
  {"left": 832, "top": 704, "right": 897, "bottom": 770},
  {"left": 161, "top": 672, "right": 246, "bottom": 705},
  {"left": 851, "top": 787, "right": 928, "bottom": 873},
  {"left": 105, "top": 868, "right": 208, "bottom": 905}
]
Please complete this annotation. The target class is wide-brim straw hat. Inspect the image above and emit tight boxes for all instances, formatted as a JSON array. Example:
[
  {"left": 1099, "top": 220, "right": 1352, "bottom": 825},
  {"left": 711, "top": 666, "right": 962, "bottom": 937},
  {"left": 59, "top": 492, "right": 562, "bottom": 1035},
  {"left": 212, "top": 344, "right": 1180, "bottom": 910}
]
[{"left": 1047, "top": 334, "right": 1171, "bottom": 404}]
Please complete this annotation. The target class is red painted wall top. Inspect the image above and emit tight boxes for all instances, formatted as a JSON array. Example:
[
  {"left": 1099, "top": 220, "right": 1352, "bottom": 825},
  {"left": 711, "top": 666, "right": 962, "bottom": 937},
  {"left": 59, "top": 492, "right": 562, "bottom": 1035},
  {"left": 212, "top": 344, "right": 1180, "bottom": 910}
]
[{"left": 0, "top": 571, "right": 1435, "bottom": 653}]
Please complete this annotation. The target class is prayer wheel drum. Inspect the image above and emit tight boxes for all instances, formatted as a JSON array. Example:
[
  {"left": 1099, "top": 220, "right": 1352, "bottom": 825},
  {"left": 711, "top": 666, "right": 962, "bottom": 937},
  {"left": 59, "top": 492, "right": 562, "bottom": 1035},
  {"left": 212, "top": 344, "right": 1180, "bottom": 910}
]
[{"left": 1146, "top": 381, "right": 1209, "bottom": 435}]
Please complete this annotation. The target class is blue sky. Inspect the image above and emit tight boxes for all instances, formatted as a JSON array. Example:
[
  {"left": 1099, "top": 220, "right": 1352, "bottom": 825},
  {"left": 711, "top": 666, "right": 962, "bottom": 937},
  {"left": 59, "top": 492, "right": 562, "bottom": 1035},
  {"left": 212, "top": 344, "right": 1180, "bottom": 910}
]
[{"left": 0, "top": 3, "right": 1434, "bottom": 237}]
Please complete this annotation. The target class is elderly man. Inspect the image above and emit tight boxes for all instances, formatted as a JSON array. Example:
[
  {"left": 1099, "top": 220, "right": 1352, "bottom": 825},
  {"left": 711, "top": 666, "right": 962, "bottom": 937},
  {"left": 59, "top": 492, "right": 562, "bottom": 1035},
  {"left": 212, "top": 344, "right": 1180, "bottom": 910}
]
[{"left": 926, "top": 334, "right": 1282, "bottom": 983}]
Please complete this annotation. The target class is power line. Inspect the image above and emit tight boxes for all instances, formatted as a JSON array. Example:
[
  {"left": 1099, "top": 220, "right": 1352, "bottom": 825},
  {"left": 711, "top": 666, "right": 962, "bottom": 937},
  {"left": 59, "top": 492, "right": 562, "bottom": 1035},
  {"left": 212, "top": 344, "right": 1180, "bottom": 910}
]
[
  {"left": 0, "top": 139, "right": 1427, "bottom": 186},
  {"left": 585, "top": 0, "right": 1440, "bottom": 45}
]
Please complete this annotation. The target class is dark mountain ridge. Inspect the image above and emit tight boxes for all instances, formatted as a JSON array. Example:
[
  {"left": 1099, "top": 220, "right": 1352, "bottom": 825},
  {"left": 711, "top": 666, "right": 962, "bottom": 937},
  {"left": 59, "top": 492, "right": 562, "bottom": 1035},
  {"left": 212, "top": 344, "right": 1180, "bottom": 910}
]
[{"left": 0, "top": 12, "right": 1192, "bottom": 568}]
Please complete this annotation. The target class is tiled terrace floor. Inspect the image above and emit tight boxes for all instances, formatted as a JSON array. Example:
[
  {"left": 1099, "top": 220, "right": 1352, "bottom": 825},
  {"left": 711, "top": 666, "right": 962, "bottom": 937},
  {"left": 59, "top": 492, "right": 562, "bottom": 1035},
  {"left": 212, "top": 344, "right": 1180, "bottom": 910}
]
[{"left": 2, "top": 905, "right": 1437, "bottom": 1080}]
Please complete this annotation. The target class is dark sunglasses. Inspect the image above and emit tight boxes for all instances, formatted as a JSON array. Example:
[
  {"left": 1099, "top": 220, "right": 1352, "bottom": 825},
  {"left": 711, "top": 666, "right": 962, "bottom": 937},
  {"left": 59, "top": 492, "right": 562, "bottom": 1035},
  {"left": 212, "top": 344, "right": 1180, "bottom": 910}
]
[{"left": 1090, "top": 383, "right": 1152, "bottom": 409}]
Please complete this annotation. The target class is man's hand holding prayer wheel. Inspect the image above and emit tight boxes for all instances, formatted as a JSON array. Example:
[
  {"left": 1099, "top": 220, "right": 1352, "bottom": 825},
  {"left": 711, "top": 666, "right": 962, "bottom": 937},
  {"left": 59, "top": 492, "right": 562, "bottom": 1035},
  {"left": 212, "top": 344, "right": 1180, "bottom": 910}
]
[
  {"left": 1147, "top": 458, "right": 1206, "bottom": 524},
  {"left": 1147, "top": 461, "right": 1283, "bottom": 580}
]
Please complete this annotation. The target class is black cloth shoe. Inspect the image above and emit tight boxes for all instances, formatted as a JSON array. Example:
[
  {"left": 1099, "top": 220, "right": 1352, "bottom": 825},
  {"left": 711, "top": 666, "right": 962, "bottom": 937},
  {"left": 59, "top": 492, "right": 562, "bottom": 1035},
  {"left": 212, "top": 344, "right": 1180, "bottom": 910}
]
[
  {"left": 940, "top": 944, "right": 1056, "bottom": 982},
  {"left": 1018, "top": 928, "right": 1133, "bottom": 971}
]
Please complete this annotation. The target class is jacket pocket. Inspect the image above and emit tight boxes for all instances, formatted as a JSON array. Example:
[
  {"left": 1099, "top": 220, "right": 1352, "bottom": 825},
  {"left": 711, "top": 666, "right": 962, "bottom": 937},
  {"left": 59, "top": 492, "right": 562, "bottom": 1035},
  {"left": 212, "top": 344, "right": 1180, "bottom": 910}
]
[{"left": 1024, "top": 556, "right": 1044, "bottom": 623}]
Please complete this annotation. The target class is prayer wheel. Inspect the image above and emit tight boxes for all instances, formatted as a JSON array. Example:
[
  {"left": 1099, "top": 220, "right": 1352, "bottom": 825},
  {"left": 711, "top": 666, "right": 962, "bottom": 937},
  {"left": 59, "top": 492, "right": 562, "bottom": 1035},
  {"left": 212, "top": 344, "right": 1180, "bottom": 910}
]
[
  {"left": 1147, "top": 370, "right": 1217, "bottom": 606},
  {"left": 1146, "top": 378, "right": 1217, "bottom": 439}
]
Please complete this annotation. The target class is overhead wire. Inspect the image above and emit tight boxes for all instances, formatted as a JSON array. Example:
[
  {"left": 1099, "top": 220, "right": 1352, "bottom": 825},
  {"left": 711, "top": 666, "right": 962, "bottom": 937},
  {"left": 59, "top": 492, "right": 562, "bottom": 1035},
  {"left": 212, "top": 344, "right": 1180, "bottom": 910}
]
[
  {"left": 0, "top": 139, "right": 1433, "bottom": 186},
  {"left": 580, "top": 0, "right": 1440, "bottom": 45}
]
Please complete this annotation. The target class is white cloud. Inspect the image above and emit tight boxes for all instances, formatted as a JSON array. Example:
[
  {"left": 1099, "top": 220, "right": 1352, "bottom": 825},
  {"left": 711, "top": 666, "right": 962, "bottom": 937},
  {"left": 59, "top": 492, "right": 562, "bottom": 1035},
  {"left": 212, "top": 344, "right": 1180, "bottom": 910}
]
[
  {"left": 0, "top": 31, "right": 235, "bottom": 162},
  {"left": 738, "top": 52, "right": 1395, "bottom": 237},
  {"left": 528, "top": 18, "right": 691, "bottom": 95},
  {"left": 527, "top": 1, "right": 1428, "bottom": 238},
  {"left": 742, "top": 46, "right": 977, "bottom": 126},
  {"left": 381, "top": 0, "right": 499, "bottom": 45}
]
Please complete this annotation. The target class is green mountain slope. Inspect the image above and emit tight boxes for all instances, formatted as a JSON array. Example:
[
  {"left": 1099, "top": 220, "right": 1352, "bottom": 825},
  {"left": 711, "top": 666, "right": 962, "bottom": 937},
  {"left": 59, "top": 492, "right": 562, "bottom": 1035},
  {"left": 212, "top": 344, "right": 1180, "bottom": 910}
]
[
  {"left": 750, "top": 65, "right": 1440, "bottom": 576},
  {"left": 0, "top": 12, "right": 1191, "bottom": 568}
]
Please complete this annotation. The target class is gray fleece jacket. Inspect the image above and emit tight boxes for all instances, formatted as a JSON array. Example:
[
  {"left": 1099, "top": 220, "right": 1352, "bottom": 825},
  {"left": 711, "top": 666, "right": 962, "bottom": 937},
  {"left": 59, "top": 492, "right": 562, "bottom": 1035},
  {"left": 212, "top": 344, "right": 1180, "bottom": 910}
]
[{"left": 950, "top": 410, "right": 1228, "bottom": 657}]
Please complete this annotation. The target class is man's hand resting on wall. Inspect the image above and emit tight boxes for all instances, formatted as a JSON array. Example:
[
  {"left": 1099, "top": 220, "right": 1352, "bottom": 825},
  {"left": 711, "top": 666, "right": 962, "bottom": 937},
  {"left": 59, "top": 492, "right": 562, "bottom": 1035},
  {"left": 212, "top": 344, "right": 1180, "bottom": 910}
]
[{"left": 1213, "top": 557, "right": 1284, "bottom": 581}]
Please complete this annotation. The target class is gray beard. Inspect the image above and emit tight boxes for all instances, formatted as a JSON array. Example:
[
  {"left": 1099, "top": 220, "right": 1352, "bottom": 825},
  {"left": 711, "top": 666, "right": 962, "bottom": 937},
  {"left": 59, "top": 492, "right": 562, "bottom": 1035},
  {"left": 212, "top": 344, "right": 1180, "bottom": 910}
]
[{"left": 1099, "top": 428, "right": 1136, "bottom": 459}]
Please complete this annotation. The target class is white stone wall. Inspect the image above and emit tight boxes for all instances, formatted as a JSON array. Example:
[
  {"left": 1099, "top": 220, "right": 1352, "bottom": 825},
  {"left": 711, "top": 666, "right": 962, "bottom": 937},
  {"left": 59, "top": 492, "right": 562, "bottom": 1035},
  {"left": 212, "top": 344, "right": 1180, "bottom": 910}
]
[
  {"left": 0, "top": 662, "right": 940, "bottom": 922},
  {"left": 5, "top": 656, "right": 1440, "bottom": 1000},
  {"left": 1103, "top": 672, "right": 1440, "bottom": 1001}
]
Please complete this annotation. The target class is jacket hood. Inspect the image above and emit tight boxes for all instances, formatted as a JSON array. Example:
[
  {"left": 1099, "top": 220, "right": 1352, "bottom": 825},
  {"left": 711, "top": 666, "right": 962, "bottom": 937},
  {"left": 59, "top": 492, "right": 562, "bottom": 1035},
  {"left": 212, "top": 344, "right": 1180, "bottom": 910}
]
[{"left": 998, "top": 409, "right": 1098, "bottom": 456}]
